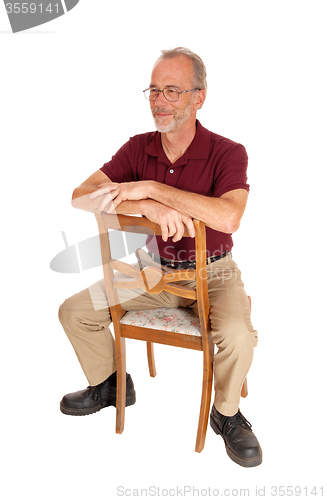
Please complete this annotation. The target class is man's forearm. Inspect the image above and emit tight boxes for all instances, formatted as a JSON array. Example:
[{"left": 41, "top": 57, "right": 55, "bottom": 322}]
[
  {"left": 72, "top": 179, "right": 247, "bottom": 236},
  {"left": 72, "top": 185, "right": 196, "bottom": 242},
  {"left": 147, "top": 182, "right": 244, "bottom": 233},
  {"left": 112, "top": 199, "right": 148, "bottom": 215},
  {"left": 72, "top": 185, "right": 148, "bottom": 215},
  {"left": 71, "top": 185, "right": 102, "bottom": 212},
  {"left": 89, "top": 179, "right": 248, "bottom": 233}
]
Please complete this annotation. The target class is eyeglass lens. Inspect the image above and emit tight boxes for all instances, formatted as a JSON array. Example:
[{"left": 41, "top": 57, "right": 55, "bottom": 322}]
[{"left": 145, "top": 88, "right": 179, "bottom": 102}]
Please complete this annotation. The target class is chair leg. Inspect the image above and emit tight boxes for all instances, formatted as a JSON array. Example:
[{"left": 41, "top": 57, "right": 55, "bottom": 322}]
[
  {"left": 195, "top": 343, "right": 214, "bottom": 453},
  {"left": 241, "top": 377, "right": 248, "bottom": 398},
  {"left": 116, "top": 336, "right": 126, "bottom": 434},
  {"left": 240, "top": 297, "right": 251, "bottom": 399},
  {"left": 146, "top": 342, "right": 157, "bottom": 377},
  {"left": 241, "top": 295, "right": 252, "bottom": 398}
]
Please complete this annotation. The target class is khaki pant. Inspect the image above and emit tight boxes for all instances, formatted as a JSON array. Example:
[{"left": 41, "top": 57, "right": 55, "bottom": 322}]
[{"left": 58, "top": 254, "right": 258, "bottom": 416}]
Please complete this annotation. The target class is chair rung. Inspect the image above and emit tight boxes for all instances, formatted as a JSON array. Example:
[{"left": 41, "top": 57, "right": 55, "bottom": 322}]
[{"left": 121, "top": 324, "right": 203, "bottom": 351}]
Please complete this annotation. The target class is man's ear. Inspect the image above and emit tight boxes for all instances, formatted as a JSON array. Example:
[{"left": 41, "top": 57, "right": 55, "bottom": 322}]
[{"left": 194, "top": 89, "right": 206, "bottom": 110}]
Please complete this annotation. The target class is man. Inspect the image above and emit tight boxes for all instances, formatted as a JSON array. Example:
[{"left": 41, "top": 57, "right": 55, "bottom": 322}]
[{"left": 59, "top": 47, "right": 262, "bottom": 467}]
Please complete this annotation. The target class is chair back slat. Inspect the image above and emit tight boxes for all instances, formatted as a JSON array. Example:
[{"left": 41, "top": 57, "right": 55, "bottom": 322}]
[
  {"left": 194, "top": 219, "right": 211, "bottom": 339},
  {"left": 98, "top": 212, "right": 193, "bottom": 237}
]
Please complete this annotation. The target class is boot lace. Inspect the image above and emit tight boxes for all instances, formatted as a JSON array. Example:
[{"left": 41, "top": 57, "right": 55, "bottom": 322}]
[
  {"left": 87, "top": 382, "right": 104, "bottom": 406},
  {"left": 222, "top": 410, "right": 252, "bottom": 435}
]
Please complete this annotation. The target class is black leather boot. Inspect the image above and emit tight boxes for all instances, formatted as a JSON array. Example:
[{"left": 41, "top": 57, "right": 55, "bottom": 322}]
[
  {"left": 210, "top": 405, "right": 262, "bottom": 467},
  {"left": 60, "top": 372, "right": 136, "bottom": 416}
]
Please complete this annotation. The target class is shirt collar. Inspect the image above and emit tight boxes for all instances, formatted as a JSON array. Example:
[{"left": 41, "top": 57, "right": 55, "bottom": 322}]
[{"left": 145, "top": 120, "right": 211, "bottom": 160}]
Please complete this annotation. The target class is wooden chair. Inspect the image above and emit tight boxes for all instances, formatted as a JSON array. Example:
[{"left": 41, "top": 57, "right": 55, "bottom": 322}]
[{"left": 95, "top": 212, "right": 248, "bottom": 452}]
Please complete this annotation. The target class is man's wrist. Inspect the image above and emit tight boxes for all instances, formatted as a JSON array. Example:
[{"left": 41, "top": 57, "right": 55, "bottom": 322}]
[
  {"left": 147, "top": 180, "right": 165, "bottom": 203},
  {"left": 138, "top": 198, "right": 156, "bottom": 216},
  {"left": 145, "top": 180, "right": 156, "bottom": 200}
]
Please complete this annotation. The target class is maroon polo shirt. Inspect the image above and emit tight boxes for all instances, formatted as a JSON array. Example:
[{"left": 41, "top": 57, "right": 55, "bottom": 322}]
[{"left": 100, "top": 120, "right": 249, "bottom": 260}]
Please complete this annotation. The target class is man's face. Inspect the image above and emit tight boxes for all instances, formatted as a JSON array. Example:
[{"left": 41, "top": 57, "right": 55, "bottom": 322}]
[{"left": 149, "top": 56, "right": 199, "bottom": 134}]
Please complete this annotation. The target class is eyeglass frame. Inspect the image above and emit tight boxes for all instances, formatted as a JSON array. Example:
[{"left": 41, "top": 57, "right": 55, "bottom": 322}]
[{"left": 143, "top": 86, "right": 200, "bottom": 102}]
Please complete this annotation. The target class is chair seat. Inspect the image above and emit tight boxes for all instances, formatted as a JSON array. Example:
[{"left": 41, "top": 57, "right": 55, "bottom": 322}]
[{"left": 120, "top": 307, "right": 201, "bottom": 336}]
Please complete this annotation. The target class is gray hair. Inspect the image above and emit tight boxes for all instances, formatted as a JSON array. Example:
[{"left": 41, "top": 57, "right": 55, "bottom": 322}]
[{"left": 155, "top": 47, "right": 207, "bottom": 97}]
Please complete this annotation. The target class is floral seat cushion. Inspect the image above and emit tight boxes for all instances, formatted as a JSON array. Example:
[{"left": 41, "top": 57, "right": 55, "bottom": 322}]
[{"left": 120, "top": 307, "right": 201, "bottom": 336}]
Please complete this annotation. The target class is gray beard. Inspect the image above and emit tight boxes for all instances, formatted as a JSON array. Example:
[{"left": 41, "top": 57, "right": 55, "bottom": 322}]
[
  {"left": 152, "top": 100, "right": 193, "bottom": 133},
  {"left": 153, "top": 118, "right": 177, "bottom": 133}
]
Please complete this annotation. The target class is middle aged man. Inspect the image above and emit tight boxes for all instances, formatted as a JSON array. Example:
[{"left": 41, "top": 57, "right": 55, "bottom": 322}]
[{"left": 59, "top": 47, "right": 262, "bottom": 467}]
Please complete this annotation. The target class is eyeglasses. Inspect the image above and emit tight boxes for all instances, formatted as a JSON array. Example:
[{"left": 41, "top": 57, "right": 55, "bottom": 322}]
[{"left": 143, "top": 87, "right": 200, "bottom": 102}]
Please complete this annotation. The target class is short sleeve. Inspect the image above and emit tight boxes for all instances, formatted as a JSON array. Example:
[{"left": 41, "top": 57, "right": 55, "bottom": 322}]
[
  {"left": 213, "top": 143, "right": 250, "bottom": 198},
  {"left": 100, "top": 140, "right": 136, "bottom": 183}
]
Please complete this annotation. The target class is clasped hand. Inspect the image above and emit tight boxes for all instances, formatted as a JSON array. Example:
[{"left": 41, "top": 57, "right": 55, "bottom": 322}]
[
  {"left": 89, "top": 181, "right": 195, "bottom": 242},
  {"left": 89, "top": 180, "right": 150, "bottom": 212}
]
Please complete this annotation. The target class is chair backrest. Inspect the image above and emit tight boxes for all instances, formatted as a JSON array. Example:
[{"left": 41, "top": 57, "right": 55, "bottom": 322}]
[{"left": 95, "top": 212, "right": 211, "bottom": 341}]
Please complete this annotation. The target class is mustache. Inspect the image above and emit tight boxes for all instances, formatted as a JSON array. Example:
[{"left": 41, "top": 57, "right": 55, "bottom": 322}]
[{"left": 152, "top": 107, "right": 175, "bottom": 115}]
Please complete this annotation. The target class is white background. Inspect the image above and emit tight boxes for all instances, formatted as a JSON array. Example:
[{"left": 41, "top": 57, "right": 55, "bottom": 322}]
[{"left": 1, "top": 1, "right": 326, "bottom": 498}]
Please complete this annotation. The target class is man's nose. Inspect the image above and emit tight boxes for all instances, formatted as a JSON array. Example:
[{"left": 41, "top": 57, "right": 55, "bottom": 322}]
[{"left": 154, "top": 91, "right": 167, "bottom": 105}]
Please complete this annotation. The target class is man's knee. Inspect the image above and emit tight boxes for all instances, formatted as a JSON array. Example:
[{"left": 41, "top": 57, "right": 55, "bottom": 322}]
[
  {"left": 212, "top": 318, "right": 258, "bottom": 351},
  {"left": 58, "top": 285, "right": 111, "bottom": 334},
  {"left": 58, "top": 288, "right": 87, "bottom": 326},
  {"left": 58, "top": 297, "right": 76, "bottom": 327}
]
